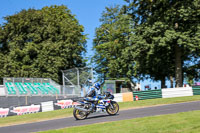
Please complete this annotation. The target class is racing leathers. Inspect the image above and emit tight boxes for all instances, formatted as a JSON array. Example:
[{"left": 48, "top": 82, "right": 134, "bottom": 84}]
[{"left": 84, "top": 87, "right": 105, "bottom": 111}]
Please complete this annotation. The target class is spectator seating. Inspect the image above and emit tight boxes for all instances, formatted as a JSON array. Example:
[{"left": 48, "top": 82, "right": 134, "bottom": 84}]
[
  {"left": 24, "top": 83, "right": 38, "bottom": 95},
  {"left": 5, "top": 82, "right": 16, "bottom": 95},
  {"left": 5, "top": 82, "right": 60, "bottom": 95},
  {"left": 43, "top": 83, "right": 60, "bottom": 94},
  {"left": 34, "top": 83, "right": 49, "bottom": 94},
  {"left": 15, "top": 82, "right": 28, "bottom": 95}
]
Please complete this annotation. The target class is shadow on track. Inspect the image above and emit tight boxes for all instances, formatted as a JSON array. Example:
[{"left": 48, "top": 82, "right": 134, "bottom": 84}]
[
  {"left": 76, "top": 113, "right": 119, "bottom": 120},
  {"left": 73, "top": 114, "right": 119, "bottom": 121}
]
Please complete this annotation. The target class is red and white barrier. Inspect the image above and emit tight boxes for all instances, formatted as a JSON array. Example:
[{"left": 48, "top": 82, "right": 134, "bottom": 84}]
[
  {"left": 55, "top": 100, "right": 73, "bottom": 109},
  {"left": 0, "top": 108, "right": 9, "bottom": 117},
  {"left": 11, "top": 104, "right": 40, "bottom": 115}
]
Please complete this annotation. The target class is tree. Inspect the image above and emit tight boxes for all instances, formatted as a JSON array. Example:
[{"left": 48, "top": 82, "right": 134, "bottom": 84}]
[
  {"left": 123, "top": 21, "right": 176, "bottom": 88},
  {"left": 124, "top": 0, "right": 200, "bottom": 87},
  {"left": 93, "top": 0, "right": 200, "bottom": 88},
  {"left": 93, "top": 5, "right": 176, "bottom": 87},
  {"left": 93, "top": 6, "right": 134, "bottom": 82},
  {"left": 0, "top": 5, "right": 87, "bottom": 84}
]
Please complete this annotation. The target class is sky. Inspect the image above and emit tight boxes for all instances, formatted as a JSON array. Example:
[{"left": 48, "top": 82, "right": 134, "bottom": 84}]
[
  {"left": 0, "top": 0, "right": 126, "bottom": 57},
  {"left": 0, "top": 0, "right": 174, "bottom": 90}
]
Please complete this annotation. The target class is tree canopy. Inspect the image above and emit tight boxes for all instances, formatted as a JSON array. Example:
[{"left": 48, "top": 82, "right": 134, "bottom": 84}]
[
  {"left": 93, "top": 0, "right": 200, "bottom": 87},
  {"left": 0, "top": 5, "right": 87, "bottom": 84},
  {"left": 125, "top": 0, "right": 200, "bottom": 87},
  {"left": 93, "top": 6, "right": 134, "bottom": 82}
]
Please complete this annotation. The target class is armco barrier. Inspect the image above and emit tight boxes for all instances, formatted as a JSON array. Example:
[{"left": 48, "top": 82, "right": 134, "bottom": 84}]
[
  {"left": 162, "top": 87, "right": 193, "bottom": 98},
  {"left": 192, "top": 86, "right": 200, "bottom": 95},
  {"left": 133, "top": 90, "right": 162, "bottom": 101}
]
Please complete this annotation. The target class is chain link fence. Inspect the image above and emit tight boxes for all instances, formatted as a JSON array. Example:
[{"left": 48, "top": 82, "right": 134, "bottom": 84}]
[{"left": 62, "top": 67, "right": 94, "bottom": 96}]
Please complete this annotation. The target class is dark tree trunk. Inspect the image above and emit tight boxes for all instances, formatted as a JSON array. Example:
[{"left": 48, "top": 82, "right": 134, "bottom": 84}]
[
  {"left": 161, "top": 76, "right": 166, "bottom": 88},
  {"left": 175, "top": 44, "right": 183, "bottom": 87},
  {"left": 170, "top": 76, "right": 174, "bottom": 88}
]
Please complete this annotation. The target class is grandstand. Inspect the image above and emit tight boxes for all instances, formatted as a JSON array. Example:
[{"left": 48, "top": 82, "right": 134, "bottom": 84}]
[
  {"left": 0, "top": 68, "right": 92, "bottom": 108},
  {"left": 3, "top": 78, "right": 61, "bottom": 96},
  {"left": 0, "top": 77, "right": 81, "bottom": 108}
]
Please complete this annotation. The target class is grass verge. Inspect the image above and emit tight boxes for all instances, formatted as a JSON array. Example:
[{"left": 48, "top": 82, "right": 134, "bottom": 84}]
[
  {"left": 1, "top": 95, "right": 200, "bottom": 127},
  {"left": 38, "top": 110, "right": 200, "bottom": 133},
  {"left": 119, "top": 95, "right": 200, "bottom": 110},
  {"left": 0, "top": 108, "right": 73, "bottom": 127}
]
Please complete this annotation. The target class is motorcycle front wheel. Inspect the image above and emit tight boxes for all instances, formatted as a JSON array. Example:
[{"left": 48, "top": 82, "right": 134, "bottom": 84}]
[
  {"left": 73, "top": 107, "right": 88, "bottom": 120},
  {"left": 106, "top": 101, "right": 119, "bottom": 115}
]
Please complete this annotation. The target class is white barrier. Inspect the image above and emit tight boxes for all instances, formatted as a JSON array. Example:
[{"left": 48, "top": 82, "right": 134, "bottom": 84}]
[
  {"left": 162, "top": 87, "right": 193, "bottom": 98},
  {"left": 113, "top": 93, "right": 123, "bottom": 102},
  {"left": 0, "top": 85, "right": 6, "bottom": 96},
  {"left": 41, "top": 101, "right": 54, "bottom": 112}
]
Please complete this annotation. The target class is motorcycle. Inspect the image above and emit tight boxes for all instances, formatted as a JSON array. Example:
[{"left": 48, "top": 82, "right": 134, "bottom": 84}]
[{"left": 73, "top": 92, "right": 119, "bottom": 120}]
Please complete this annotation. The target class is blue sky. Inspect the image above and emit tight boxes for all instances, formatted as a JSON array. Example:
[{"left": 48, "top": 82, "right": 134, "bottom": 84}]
[
  {"left": 0, "top": 0, "right": 171, "bottom": 90},
  {"left": 0, "top": 0, "right": 126, "bottom": 57}
]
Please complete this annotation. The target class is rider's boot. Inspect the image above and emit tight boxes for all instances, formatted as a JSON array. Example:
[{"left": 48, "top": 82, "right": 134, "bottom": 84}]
[{"left": 91, "top": 103, "right": 96, "bottom": 112}]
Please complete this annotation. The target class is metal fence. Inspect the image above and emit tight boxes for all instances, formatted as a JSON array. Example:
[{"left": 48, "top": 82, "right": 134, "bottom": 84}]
[
  {"left": 4, "top": 77, "right": 52, "bottom": 84},
  {"left": 62, "top": 67, "right": 94, "bottom": 96}
]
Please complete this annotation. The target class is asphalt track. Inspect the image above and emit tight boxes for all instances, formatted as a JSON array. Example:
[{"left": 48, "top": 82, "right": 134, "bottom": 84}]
[{"left": 1, "top": 101, "right": 200, "bottom": 133}]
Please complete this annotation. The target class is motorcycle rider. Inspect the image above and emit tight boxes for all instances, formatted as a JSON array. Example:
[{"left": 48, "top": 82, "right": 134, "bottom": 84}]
[{"left": 84, "top": 82, "right": 106, "bottom": 111}]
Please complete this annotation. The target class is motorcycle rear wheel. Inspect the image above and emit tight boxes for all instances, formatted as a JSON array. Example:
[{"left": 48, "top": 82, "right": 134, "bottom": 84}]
[
  {"left": 73, "top": 107, "right": 88, "bottom": 120},
  {"left": 106, "top": 101, "right": 119, "bottom": 115}
]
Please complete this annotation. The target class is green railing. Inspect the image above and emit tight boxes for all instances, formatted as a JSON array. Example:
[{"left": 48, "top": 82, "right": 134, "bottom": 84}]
[
  {"left": 133, "top": 89, "right": 162, "bottom": 101},
  {"left": 192, "top": 86, "right": 200, "bottom": 95}
]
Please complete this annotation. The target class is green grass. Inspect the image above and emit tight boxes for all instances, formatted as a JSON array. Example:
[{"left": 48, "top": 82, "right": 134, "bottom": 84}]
[
  {"left": 1, "top": 95, "right": 200, "bottom": 127},
  {"left": 0, "top": 108, "right": 73, "bottom": 127},
  {"left": 38, "top": 110, "right": 200, "bottom": 133},
  {"left": 119, "top": 95, "right": 200, "bottom": 110}
]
